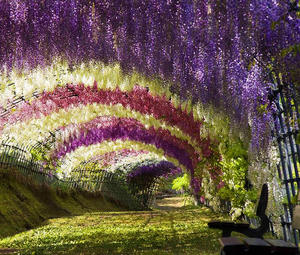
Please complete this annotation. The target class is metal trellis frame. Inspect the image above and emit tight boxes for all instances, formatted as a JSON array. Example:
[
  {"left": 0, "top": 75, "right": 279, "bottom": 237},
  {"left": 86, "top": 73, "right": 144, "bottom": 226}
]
[{"left": 269, "top": 73, "right": 300, "bottom": 246}]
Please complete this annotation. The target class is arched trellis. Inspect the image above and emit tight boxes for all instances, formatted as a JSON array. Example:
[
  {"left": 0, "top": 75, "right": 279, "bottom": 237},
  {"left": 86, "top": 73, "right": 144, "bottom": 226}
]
[
  {"left": 0, "top": 0, "right": 298, "bottom": 244},
  {"left": 0, "top": 77, "right": 220, "bottom": 206}
]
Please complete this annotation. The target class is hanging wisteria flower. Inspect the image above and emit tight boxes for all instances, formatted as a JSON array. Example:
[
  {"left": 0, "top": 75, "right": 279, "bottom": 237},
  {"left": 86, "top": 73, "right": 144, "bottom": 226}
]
[
  {"left": 52, "top": 116, "right": 196, "bottom": 171},
  {"left": 0, "top": 0, "right": 297, "bottom": 151},
  {"left": 0, "top": 0, "right": 298, "bottom": 207},
  {"left": 127, "top": 161, "right": 177, "bottom": 180}
]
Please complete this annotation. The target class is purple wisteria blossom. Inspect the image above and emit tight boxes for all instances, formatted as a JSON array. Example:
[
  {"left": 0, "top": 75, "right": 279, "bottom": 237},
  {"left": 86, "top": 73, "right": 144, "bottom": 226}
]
[
  {"left": 127, "top": 161, "right": 177, "bottom": 179},
  {"left": 0, "top": 0, "right": 299, "bottom": 150},
  {"left": 54, "top": 122, "right": 194, "bottom": 171}
]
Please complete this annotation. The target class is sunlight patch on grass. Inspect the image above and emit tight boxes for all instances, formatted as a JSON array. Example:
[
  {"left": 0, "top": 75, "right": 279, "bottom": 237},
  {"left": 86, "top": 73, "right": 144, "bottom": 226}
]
[{"left": 0, "top": 207, "right": 228, "bottom": 254}]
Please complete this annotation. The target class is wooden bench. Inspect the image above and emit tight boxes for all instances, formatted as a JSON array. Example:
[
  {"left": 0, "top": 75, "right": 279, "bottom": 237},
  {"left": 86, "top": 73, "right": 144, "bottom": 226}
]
[
  {"left": 219, "top": 237, "right": 298, "bottom": 255},
  {"left": 209, "top": 183, "right": 300, "bottom": 254}
]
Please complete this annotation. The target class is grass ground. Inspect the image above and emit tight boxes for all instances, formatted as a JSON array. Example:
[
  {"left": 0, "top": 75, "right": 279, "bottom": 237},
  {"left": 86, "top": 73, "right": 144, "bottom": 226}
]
[
  {"left": 0, "top": 171, "right": 275, "bottom": 255},
  {"left": 0, "top": 204, "right": 229, "bottom": 255}
]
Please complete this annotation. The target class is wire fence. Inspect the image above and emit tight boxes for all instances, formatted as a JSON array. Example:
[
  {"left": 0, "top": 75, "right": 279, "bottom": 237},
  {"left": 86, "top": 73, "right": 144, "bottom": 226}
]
[{"left": 0, "top": 140, "right": 155, "bottom": 210}]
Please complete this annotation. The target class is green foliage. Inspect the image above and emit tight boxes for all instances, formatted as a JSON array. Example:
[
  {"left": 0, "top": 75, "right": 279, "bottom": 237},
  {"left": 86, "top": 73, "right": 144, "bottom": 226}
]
[
  {"left": 157, "top": 177, "right": 174, "bottom": 192},
  {"left": 279, "top": 43, "right": 300, "bottom": 58},
  {"left": 257, "top": 103, "right": 269, "bottom": 115},
  {"left": 282, "top": 175, "right": 299, "bottom": 205},
  {"left": 30, "top": 147, "right": 49, "bottom": 162},
  {"left": 196, "top": 108, "right": 258, "bottom": 218},
  {"left": 296, "top": 132, "right": 300, "bottom": 145},
  {"left": 218, "top": 139, "right": 257, "bottom": 218},
  {"left": 282, "top": 194, "right": 298, "bottom": 205},
  {"left": 172, "top": 174, "right": 190, "bottom": 192}
]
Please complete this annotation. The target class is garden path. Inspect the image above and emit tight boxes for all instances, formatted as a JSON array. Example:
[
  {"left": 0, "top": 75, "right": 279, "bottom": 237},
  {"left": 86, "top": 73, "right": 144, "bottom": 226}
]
[{"left": 153, "top": 196, "right": 190, "bottom": 210}]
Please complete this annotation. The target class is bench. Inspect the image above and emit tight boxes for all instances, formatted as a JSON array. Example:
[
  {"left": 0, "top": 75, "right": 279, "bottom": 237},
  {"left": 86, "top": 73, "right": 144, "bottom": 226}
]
[
  {"left": 219, "top": 237, "right": 298, "bottom": 255},
  {"left": 208, "top": 183, "right": 300, "bottom": 254}
]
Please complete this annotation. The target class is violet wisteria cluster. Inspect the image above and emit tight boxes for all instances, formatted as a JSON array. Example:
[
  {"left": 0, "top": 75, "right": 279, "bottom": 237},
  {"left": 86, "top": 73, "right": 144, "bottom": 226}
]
[
  {"left": 0, "top": 0, "right": 299, "bottom": 203},
  {"left": 52, "top": 117, "right": 195, "bottom": 170},
  {"left": 127, "top": 160, "right": 178, "bottom": 180},
  {"left": 0, "top": 0, "right": 298, "bottom": 150}
]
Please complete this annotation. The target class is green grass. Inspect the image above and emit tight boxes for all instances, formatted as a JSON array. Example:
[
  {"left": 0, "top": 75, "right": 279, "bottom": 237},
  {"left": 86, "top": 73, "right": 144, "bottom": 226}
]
[
  {"left": 0, "top": 207, "right": 229, "bottom": 255},
  {"left": 0, "top": 169, "right": 277, "bottom": 255}
]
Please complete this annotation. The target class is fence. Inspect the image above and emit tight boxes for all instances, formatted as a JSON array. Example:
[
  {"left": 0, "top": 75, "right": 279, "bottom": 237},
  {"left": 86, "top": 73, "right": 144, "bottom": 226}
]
[
  {"left": 269, "top": 73, "right": 300, "bottom": 246},
  {"left": 0, "top": 141, "right": 154, "bottom": 210}
]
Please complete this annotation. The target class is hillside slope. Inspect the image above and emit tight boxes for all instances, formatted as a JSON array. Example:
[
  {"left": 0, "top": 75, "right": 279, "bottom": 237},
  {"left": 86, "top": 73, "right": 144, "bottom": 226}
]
[{"left": 0, "top": 170, "right": 122, "bottom": 238}]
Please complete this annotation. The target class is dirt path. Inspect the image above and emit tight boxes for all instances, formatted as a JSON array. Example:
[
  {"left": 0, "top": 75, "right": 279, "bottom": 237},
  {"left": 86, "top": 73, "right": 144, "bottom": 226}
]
[{"left": 153, "top": 196, "right": 190, "bottom": 210}]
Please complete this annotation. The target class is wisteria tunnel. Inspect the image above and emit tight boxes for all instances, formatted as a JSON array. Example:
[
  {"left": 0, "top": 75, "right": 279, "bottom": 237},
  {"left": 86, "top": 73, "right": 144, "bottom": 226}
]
[{"left": 0, "top": 0, "right": 299, "bottom": 251}]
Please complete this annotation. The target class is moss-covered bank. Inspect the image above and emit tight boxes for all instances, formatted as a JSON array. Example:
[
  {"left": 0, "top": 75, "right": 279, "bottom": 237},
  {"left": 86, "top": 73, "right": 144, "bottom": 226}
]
[{"left": 0, "top": 170, "right": 122, "bottom": 238}]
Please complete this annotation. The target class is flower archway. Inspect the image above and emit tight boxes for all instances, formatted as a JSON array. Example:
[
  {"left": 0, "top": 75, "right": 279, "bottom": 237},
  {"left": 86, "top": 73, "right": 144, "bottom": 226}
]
[
  {"left": 0, "top": 62, "right": 222, "bottom": 202},
  {"left": 0, "top": 0, "right": 299, "bottom": 222}
]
